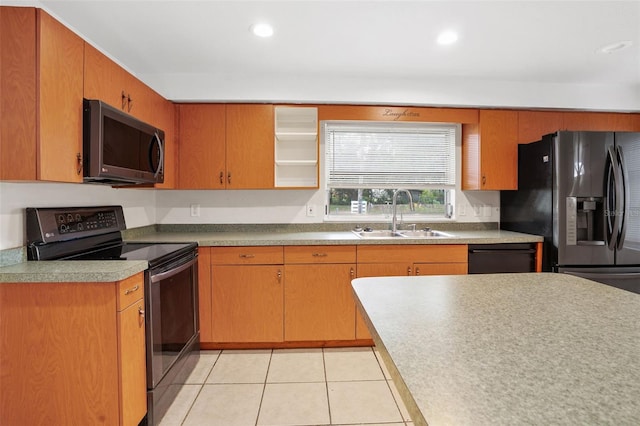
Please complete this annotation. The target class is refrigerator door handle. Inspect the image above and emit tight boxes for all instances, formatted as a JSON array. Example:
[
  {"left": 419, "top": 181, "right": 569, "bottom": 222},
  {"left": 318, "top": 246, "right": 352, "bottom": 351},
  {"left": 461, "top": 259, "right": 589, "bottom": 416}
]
[
  {"left": 605, "top": 146, "right": 622, "bottom": 250},
  {"left": 615, "top": 145, "right": 629, "bottom": 250}
]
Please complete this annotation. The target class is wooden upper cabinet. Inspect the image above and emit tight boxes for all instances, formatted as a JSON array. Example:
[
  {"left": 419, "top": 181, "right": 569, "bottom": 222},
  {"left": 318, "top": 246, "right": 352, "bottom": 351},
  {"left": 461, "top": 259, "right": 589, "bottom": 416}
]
[
  {"left": 462, "top": 109, "right": 518, "bottom": 190},
  {"left": 37, "top": 10, "right": 84, "bottom": 182},
  {"left": 562, "top": 111, "right": 640, "bottom": 132},
  {"left": 1, "top": 7, "right": 83, "bottom": 183},
  {"left": 517, "top": 110, "right": 564, "bottom": 143},
  {"left": 0, "top": 7, "right": 37, "bottom": 180},
  {"left": 84, "top": 43, "right": 129, "bottom": 111},
  {"left": 177, "top": 104, "right": 226, "bottom": 189},
  {"left": 226, "top": 104, "right": 275, "bottom": 189}
]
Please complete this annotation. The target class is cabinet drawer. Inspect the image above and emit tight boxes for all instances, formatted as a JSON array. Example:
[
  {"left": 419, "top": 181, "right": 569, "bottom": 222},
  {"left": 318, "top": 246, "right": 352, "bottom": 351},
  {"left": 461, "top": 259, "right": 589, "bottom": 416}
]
[
  {"left": 284, "top": 245, "right": 356, "bottom": 264},
  {"left": 357, "top": 244, "right": 467, "bottom": 263},
  {"left": 211, "top": 246, "right": 284, "bottom": 265},
  {"left": 117, "top": 273, "right": 144, "bottom": 311}
]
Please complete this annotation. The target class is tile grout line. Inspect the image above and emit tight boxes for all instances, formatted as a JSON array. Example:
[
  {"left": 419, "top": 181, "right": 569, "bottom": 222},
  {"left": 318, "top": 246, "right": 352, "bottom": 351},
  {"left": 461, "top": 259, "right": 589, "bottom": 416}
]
[
  {"left": 322, "top": 347, "right": 333, "bottom": 425},
  {"left": 179, "top": 350, "right": 221, "bottom": 426},
  {"left": 254, "top": 348, "right": 274, "bottom": 426}
]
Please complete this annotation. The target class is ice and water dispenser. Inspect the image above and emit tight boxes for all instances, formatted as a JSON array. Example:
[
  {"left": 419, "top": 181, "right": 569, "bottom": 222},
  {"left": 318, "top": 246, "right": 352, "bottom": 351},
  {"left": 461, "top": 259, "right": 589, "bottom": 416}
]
[{"left": 565, "top": 196, "right": 605, "bottom": 246}]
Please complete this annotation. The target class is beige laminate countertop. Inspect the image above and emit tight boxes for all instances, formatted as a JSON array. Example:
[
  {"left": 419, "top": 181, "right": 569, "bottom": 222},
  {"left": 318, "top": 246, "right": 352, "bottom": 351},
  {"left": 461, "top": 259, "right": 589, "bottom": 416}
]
[
  {"left": 0, "top": 229, "right": 541, "bottom": 282},
  {"left": 352, "top": 273, "right": 640, "bottom": 426},
  {"left": 126, "top": 229, "right": 542, "bottom": 246}
]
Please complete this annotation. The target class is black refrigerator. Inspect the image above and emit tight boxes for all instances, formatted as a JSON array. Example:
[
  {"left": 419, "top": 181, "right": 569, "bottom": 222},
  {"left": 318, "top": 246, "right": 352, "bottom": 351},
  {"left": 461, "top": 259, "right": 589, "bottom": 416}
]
[{"left": 500, "top": 131, "right": 640, "bottom": 293}]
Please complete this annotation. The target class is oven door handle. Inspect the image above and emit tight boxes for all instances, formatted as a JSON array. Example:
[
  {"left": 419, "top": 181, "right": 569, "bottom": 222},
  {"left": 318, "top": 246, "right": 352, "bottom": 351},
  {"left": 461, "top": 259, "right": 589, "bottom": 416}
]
[{"left": 150, "top": 257, "right": 197, "bottom": 283}]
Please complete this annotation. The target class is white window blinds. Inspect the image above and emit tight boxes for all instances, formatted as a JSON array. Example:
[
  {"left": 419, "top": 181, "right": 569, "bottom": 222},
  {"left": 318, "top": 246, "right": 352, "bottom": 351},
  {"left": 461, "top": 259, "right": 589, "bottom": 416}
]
[{"left": 325, "top": 121, "right": 457, "bottom": 189}]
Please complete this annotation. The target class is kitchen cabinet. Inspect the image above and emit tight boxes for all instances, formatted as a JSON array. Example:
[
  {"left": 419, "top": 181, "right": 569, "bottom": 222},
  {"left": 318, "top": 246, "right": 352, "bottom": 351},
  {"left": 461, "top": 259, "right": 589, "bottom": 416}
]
[
  {"left": 198, "top": 247, "right": 213, "bottom": 342},
  {"left": 210, "top": 246, "right": 284, "bottom": 343},
  {"left": 176, "top": 104, "right": 274, "bottom": 189},
  {"left": 517, "top": 110, "right": 564, "bottom": 143},
  {"left": 0, "top": 7, "right": 83, "bottom": 182},
  {"left": 462, "top": 109, "right": 518, "bottom": 190},
  {"left": 562, "top": 111, "right": 640, "bottom": 132},
  {"left": 84, "top": 43, "right": 176, "bottom": 188},
  {"left": 0, "top": 273, "right": 146, "bottom": 425},
  {"left": 283, "top": 245, "right": 357, "bottom": 341},
  {"left": 176, "top": 104, "right": 226, "bottom": 189},
  {"left": 226, "top": 104, "right": 275, "bottom": 189},
  {"left": 355, "top": 244, "right": 468, "bottom": 339}
]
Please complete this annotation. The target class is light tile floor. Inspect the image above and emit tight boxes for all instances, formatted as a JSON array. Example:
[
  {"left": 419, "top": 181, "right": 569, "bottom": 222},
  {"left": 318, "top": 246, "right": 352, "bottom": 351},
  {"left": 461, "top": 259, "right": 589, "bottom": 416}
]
[{"left": 159, "top": 347, "right": 414, "bottom": 426}]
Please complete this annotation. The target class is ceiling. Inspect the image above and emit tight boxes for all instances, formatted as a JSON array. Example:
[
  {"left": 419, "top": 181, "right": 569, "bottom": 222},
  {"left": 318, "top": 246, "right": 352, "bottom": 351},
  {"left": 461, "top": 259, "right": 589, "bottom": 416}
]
[{"left": 14, "top": 1, "right": 640, "bottom": 110}]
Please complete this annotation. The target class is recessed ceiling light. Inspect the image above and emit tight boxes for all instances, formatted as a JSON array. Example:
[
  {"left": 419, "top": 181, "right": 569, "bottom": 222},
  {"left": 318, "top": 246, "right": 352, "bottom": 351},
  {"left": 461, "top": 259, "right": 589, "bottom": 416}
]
[
  {"left": 437, "top": 30, "right": 458, "bottom": 45},
  {"left": 251, "top": 23, "right": 274, "bottom": 38},
  {"left": 596, "top": 40, "right": 632, "bottom": 54}
]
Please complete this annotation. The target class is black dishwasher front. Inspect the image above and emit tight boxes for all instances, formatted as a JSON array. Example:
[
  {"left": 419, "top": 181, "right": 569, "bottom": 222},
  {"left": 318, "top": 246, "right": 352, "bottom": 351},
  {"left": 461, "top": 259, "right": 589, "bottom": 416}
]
[{"left": 468, "top": 243, "right": 536, "bottom": 274}]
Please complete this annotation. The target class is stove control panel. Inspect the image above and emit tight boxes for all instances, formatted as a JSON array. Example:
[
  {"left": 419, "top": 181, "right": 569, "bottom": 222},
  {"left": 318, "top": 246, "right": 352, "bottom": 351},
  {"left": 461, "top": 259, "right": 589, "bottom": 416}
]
[{"left": 27, "top": 206, "right": 126, "bottom": 245}]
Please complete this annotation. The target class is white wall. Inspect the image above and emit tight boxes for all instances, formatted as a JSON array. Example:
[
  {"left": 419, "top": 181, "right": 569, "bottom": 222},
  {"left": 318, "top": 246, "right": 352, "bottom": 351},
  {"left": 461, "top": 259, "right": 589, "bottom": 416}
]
[
  {"left": 154, "top": 188, "right": 499, "bottom": 225},
  {"left": 0, "top": 182, "right": 156, "bottom": 250}
]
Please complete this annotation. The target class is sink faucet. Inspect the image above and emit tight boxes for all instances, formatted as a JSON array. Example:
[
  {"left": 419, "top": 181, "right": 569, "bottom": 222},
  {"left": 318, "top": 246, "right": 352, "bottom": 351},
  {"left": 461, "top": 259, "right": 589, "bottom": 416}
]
[{"left": 392, "top": 189, "right": 415, "bottom": 233}]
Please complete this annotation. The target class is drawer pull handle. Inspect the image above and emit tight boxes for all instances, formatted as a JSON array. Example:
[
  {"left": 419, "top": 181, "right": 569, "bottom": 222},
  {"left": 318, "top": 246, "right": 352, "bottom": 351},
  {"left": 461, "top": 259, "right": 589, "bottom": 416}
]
[
  {"left": 138, "top": 306, "right": 145, "bottom": 320},
  {"left": 124, "top": 285, "right": 139, "bottom": 295},
  {"left": 407, "top": 266, "right": 412, "bottom": 276},
  {"left": 312, "top": 253, "right": 328, "bottom": 257},
  {"left": 239, "top": 254, "right": 255, "bottom": 259}
]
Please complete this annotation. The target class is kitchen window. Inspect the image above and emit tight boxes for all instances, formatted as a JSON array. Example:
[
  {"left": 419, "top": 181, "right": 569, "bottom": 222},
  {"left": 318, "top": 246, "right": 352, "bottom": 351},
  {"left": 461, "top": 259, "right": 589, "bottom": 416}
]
[{"left": 324, "top": 121, "right": 457, "bottom": 220}]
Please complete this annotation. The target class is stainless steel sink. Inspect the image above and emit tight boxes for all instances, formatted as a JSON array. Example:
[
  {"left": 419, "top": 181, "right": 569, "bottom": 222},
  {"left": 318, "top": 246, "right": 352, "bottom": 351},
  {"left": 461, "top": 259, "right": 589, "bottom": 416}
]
[
  {"left": 352, "top": 229, "right": 453, "bottom": 239},
  {"left": 396, "top": 230, "right": 453, "bottom": 238},
  {"left": 352, "top": 230, "right": 407, "bottom": 238}
]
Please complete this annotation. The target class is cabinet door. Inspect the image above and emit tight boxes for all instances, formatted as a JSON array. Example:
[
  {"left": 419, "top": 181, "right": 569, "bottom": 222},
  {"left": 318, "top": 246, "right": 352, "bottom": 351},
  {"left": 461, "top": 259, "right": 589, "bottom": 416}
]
[
  {"left": 117, "top": 298, "right": 146, "bottom": 426},
  {"left": 177, "top": 104, "right": 226, "bottom": 189},
  {"left": 462, "top": 109, "right": 518, "bottom": 190},
  {"left": 0, "top": 7, "right": 37, "bottom": 180},
  {"left": 37, "top": 9, "right": 84, "bottom": 182},
  {"left": 211, "top": 265, "right": 283, "bottom": 342},
  {"left": 84, "top": 43, "right": 130, "bottom": 111},
  {"left": 284, "top": 263, "right": 356, "bottom": 341},
  {"left": 226, "top": 104, "right": 274, "bottom": 189}
]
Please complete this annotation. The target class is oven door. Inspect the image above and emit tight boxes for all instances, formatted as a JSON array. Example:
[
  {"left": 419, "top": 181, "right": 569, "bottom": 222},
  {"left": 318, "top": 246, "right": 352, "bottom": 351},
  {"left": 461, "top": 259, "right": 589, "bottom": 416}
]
[{"left": 146, "top": 251, "right": 199, "bottom": 388}]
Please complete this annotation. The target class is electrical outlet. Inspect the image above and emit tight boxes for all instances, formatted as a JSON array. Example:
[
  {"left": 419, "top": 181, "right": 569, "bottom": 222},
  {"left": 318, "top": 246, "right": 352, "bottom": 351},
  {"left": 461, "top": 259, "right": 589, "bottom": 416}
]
[
  {"left": 473, "top": 205, "right": 481, "bottom": 217},
  {"left": 190, "top": 204, "right": 200, "bottom": 217},
  {"left": 306, "top": 204, "right": 316, "bottom": 217},
  {"left": 458, "top": 203, "right": 466, "bottom": 216}
]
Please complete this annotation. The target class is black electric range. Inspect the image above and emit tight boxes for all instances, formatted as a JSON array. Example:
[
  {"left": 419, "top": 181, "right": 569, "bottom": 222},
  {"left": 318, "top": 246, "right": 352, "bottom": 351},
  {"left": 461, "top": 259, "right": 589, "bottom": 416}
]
[
  {"left": 26, "top": 205, "right": 200, "bottom": 426},
  {"left": 26, "top": 205, "right": 195, "bottom": 265}
]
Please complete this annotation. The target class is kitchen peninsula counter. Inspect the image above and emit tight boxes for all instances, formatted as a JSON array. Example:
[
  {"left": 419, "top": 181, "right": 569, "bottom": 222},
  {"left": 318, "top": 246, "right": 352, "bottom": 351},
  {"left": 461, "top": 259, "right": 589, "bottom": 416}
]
[{"left": 352, "top": 273, "right": 640, "bottom": 425}]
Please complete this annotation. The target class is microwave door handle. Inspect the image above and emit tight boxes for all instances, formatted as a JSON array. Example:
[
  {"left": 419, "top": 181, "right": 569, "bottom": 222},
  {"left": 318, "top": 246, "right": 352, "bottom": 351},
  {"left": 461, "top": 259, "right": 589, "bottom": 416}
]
[
  {"left": 152, "top": 131, "right": 164, "bottom": 179},
  {"left": 616, "top": 145, "right": 629, "bottom": 250}
]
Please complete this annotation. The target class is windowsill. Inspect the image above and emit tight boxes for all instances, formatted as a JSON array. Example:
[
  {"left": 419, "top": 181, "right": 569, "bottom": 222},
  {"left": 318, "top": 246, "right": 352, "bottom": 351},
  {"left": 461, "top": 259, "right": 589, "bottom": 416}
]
[{"left": 323, "top": 215, "right": 456, "bottom": 223}]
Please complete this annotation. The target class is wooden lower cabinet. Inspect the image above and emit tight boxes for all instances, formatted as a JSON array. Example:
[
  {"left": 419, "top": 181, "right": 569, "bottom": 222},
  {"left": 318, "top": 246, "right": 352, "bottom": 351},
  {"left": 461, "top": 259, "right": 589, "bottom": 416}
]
[
  {"left": 0, "top": 273, "right": 146, "bottom": 425},
  {"left": 211, "top": 264, "right": 284, "bottom": 343},
  {"left": 284, "top": 245, "right": 357, "bottom": 342},
  {"left": 204, "top": 244, "right": 469, "bottom": 346},
  {"left": 210, "top": 246, "right": 284, "bottom": 343},
  {"left": 355, "top": 245, "right": 468, "bottom": 339}
]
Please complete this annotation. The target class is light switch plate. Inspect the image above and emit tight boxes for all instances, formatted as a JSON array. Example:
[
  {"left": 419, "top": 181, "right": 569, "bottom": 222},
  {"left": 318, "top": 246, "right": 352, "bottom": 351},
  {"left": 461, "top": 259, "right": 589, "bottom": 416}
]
[{"left": 190, "top": 204, "right": 200, "bottom": 217}]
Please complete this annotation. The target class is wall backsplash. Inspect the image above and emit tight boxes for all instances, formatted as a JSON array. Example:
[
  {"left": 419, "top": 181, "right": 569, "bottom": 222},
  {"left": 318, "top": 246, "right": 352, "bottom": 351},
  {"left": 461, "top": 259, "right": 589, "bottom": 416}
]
[{"left": 0, "top": 182, "right": 499, "bottom": 250}]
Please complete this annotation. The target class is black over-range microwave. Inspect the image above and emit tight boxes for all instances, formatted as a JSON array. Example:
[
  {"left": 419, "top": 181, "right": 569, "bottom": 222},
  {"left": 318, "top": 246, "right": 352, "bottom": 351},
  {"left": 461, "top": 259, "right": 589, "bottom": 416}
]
[{"left": 83, "top": 99, "right": 164, "bottom": 185}]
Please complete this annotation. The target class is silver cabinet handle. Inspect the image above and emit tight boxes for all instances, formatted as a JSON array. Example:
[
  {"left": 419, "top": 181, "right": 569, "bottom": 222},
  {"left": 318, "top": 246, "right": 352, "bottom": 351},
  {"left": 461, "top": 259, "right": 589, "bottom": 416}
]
[
  {"left": 312, "top": 253, "right": 328, "bottom": 257},
  {"left": 277, "top": 269, "right": 282, "bottom": 283},
  {"left": 124, "top": 285, "right": 139, "bottom": 295},
  {"left": 239, "top": 254, "right": 255, "bottom": 259},
  {"left": 219, "top": 171, "right": 224, "bottom": 185}
]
